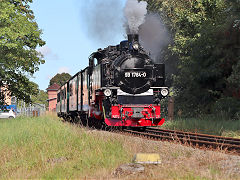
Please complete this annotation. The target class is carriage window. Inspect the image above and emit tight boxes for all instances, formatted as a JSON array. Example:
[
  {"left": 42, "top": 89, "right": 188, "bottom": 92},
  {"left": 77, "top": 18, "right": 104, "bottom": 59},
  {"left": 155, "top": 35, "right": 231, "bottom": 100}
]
[
  {"left": 69, "top": 84, "right": 73, "bottom": 96},
  {"left": 63, "top": 89, "right": 66, "bottom": 99},
  {"left": 57, "top": 93, "right": 60, "bottom": 102},
  {"left": 75, "top": 80, "right": 78, "bottom": 94},
  {"left": 94, "top": 58, "right": 98, "bottom": 66}
]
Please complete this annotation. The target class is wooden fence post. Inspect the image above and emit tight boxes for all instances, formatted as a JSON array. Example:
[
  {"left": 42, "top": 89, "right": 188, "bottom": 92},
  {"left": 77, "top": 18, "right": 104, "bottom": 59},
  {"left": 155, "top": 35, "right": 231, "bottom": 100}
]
[{"left": 168, "top": 97, "right": 174, "bottom": 121}]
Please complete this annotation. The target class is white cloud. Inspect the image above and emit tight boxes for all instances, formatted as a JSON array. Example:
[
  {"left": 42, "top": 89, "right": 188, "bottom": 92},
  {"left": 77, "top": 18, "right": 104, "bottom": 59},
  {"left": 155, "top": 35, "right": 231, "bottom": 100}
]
[
  {"left": 38, "top": 45, "right": 59, "bottom": 60},
  {"left": 38, "top": 46, "right": 51, "bottom": 56},
  {"left": 58, "top": 67, "right": 71, "bottom": 74}
]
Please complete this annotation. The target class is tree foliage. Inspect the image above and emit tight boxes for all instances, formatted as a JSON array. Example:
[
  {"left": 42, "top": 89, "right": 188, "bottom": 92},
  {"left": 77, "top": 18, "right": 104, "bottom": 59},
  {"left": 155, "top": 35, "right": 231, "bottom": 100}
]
[
  {"left": 31, "top": 90, "right": 48, "bottom": 107},
  {"left": 20, "top": 81, "right": 48, "bottom": 107},
  {"left": 145, "top": 0, "right": 240, "bottom": 117},
  {"left": 49, "top": 73, "right": 71, "bottom": 86},
  {"left": 0, "top": 0, "right": 45, "bottom": 104}
]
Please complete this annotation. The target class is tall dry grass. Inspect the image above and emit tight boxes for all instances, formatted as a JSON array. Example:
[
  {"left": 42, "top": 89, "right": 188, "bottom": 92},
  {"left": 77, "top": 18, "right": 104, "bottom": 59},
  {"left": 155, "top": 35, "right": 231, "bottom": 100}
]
[
  {"left": 0, "top": 115, "right": 130, "bottom": 179},
  {"left": 162, "top": 117, "right": 240, "bottom": 138}
]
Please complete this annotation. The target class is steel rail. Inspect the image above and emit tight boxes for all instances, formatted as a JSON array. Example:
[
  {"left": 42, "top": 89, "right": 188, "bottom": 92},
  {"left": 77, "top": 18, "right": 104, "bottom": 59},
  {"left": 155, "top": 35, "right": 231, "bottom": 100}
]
[
  {"left": 122, "top": 128, "right": 240, "bottom": 154},
  {"left": 146, "top": 128, "right": 240, "bottom": 146},
  {"left": 148, "top": 127, "right": 240, "bottom": 141}
]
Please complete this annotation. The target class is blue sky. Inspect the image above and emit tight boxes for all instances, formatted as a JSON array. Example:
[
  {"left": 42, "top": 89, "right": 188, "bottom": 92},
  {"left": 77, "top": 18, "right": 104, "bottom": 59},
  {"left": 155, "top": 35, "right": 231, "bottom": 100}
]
[{"left": 31, "top": 0, "right": 127, "bottom": 90}]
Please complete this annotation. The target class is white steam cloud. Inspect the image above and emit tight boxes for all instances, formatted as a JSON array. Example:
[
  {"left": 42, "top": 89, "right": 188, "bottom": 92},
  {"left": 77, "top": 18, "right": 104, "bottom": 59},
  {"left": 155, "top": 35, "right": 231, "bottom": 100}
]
[{"left": 124, "top": 0, "right": 147, "bottom": 33}]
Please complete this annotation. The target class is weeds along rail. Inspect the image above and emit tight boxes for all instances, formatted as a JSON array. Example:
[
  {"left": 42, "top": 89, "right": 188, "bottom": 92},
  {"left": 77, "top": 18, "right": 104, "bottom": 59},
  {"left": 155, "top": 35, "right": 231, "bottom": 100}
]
[
  {"left": 147, "top": 128, "right": 240, "bottom": 145},
  {"left": 122, "top": 128, "right": 240, "bottom": 154}
]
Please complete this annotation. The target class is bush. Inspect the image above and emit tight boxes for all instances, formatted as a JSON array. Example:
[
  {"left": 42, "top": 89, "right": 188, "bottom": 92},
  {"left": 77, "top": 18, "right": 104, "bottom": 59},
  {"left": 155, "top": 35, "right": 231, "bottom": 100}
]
[{"left": 213, "top": 97, "right": 240, "bottom": 120}]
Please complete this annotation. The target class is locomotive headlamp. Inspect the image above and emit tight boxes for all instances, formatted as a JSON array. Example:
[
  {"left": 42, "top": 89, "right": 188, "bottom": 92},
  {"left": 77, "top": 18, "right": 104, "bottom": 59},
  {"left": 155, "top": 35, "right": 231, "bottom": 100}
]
[
  {"left": 132, "top": 43, "right": 139, "bottom": 50},
  {"left": 104, "top": 89, "right": 112, "bottom": 97},
  {"left": 161, "top": 88, "right": 169, "bottom": 96}
]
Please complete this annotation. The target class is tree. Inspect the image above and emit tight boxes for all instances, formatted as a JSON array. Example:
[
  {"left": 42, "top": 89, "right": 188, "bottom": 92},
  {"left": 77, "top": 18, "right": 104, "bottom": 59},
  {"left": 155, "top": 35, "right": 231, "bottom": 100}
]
[
  {"left": 0, "top": 0, "right": 45, "bottom": 104},
  {"left": 19, "top": 81, "right": 48, "bottom": 107},
  {"left": 145, "top": 0, "right": 240, "bottom": 117},
  {"left": 31, "top": 90, "right": 48, "bottom": 107},
  {"left": 49, "top": 73, "right": 71, "bottom": 86}
]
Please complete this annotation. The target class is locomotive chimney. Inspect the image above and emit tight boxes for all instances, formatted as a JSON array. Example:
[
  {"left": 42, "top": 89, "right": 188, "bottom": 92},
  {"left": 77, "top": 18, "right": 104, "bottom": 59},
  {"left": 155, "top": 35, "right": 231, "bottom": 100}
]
[
  {"left": 127, "top": 34, "right": 140, "bottom": 51},
  {"left": 127, "top": 34, "right": 139, "bottom": 43}
]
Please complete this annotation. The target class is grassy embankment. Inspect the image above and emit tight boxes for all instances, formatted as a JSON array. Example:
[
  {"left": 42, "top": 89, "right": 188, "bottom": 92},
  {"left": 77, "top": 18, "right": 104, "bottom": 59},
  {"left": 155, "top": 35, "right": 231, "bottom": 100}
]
[
  {"left": 1, "top": 114, "right": 239, "bottom": 179},
  {"left": 0, "top": 115, "right": 130, "bottom": 179},
  {"left": 162, "top": 116, "right": 240, "bottom": 138}
]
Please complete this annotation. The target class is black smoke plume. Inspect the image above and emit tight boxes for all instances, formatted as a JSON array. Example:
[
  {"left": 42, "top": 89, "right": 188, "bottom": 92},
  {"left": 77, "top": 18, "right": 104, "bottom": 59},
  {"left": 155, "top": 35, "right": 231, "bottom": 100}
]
[{"left": 139, "top": 13, "right": 170, "bottom": 62}]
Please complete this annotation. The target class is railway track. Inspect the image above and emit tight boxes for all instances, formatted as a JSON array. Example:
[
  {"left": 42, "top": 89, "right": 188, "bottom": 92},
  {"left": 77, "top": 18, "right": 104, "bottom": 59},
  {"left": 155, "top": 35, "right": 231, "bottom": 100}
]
[{"left": 122, "top": 127, "right": 240, "bottom": 154}]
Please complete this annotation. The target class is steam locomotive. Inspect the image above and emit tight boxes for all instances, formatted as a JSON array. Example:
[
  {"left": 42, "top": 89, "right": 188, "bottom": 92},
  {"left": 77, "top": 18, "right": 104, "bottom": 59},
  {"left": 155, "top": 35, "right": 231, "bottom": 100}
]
[{"left": 57, "top": 34, "right": 168, "bottom": 128}]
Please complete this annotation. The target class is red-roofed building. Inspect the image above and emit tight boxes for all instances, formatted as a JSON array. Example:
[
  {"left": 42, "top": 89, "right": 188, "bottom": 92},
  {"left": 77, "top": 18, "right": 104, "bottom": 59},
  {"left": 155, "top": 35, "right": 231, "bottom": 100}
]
[{"left": 47, "top": 83, "right": 60, "bottom": 111}]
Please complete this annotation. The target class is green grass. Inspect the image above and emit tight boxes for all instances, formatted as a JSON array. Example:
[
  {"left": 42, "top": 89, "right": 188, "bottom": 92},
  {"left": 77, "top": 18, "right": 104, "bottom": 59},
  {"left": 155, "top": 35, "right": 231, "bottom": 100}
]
[
  {"left": 162, "top": 117, "right": 240, "bottom": 138},
  {"left": 0, "top": 115, "right": 130, "bottom": 179}
]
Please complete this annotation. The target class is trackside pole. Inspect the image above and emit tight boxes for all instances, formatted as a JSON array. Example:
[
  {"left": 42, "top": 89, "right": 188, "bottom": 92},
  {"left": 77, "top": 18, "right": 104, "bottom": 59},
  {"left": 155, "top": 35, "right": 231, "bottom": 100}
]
[{"left": 168, "top": 97, "right": 174, "bottom": 121}]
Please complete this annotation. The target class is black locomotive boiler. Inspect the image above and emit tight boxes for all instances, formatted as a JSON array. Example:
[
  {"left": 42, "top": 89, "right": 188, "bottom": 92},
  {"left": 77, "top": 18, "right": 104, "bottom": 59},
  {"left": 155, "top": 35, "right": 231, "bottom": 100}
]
[{"left": 57, "top": 34, "right": 168, "bottom": 127}]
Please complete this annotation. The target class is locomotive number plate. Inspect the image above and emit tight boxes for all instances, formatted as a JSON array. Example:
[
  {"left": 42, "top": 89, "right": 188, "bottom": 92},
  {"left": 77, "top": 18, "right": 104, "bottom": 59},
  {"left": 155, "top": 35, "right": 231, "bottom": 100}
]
[{"left": 125, "top": 72, "right": 147, "bottom": 78}]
